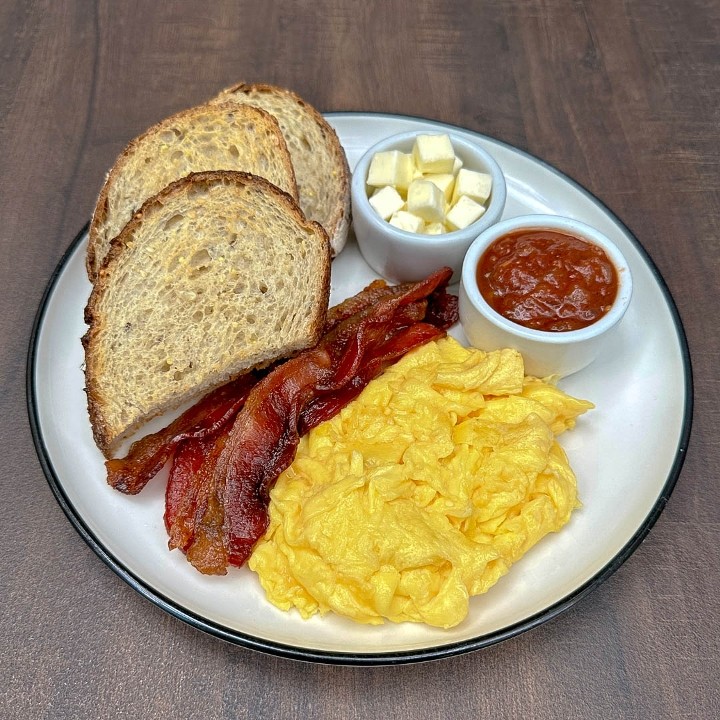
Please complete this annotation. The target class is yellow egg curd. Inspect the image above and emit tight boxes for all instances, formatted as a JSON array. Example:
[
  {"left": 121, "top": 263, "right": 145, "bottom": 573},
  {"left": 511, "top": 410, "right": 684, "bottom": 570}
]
[{"left": 248, "top": 336, "right": 593, "bottom": 628}]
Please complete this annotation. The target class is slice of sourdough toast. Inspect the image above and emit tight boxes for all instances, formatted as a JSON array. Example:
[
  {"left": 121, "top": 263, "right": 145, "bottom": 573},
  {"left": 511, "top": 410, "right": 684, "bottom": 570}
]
[
  {"left": 87, "top": 102, "right": 298, "bottom": 281},
  {"left": 83, "top": 170, "right": 331, "bottom": 458},
  {"left": 210, "top": 83, "right": 350, "bottom": 256}
]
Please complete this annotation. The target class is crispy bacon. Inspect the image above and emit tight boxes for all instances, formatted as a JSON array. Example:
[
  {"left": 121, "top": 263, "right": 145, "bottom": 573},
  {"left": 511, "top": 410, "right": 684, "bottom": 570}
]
[
  {"left": 426, "top": 284, "right": 461, "bottom": 329},
  {"left": 178, "top": 432, "right": 228, "bottom": 571},
  {"left": 324, "top": 279, "right": 390, "bottom": 330},
  {"left": 106, "top": 374, "right": 259, "bottom": 495},
  {"left": 182, "top": 267, "right": 458, "bottom": 574},
  {"left": 164, "top": 431, "right": 224, "bottom": 552},
  {"left": 299, "top": 321, "right": 446, "bottom": 434}
]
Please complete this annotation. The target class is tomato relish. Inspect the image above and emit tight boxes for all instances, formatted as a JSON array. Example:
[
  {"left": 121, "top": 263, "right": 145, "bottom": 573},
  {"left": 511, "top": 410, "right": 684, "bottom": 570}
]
[{"left": 476, "top": 229, "right": 618, "bottom": 332}]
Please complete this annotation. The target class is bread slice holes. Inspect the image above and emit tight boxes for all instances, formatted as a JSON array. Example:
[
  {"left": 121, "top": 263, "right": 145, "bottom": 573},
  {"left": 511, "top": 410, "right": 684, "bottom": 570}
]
[
  {"left": 301, "top": 134, "right": 312, "bottom": 152},
  {"left": 246, "top": 314, "right": 256, "bottom": 325},
  {"left": 187, "top": 185, "right": 210, "bottom": 200},
  {"left": 228, "top": 144, "right": 240, "bottom": 159},
  {"left": 258, "top": 282, "right": 268, "bottom": 294},
  {"left": 189, "top": 248, "right": 212, "bottom": 269},
  {"left": 163, "top": 214, "right": 185, "bottom": 232}
]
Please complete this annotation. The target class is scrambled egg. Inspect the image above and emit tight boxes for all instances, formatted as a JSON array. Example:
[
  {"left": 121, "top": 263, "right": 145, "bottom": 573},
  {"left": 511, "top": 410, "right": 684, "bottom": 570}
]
[{"left": 249, "top": 337, "right": 593, "bottom": 628}]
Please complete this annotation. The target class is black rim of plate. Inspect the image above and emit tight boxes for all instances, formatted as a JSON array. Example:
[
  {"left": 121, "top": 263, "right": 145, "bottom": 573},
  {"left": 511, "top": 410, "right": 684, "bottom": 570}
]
[{"left": 26, "top": 112, "right": 694, "bottom": 666}]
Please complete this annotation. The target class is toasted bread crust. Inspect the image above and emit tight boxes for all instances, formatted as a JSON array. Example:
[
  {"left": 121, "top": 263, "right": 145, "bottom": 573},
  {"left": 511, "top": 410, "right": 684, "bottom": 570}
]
[
  {"left": 211, "top": 83, "right": 351, "bottom": 256},
  {"left": 87, "top": 103, "right": 298, "bottom": 282},
  {"left": 83, "top": 170, "right": 331, "bottom": 457}
]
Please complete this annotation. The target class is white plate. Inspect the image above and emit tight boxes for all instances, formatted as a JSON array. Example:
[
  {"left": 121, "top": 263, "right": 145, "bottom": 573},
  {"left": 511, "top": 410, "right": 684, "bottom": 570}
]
[{"left": 28, "top": 114, "right": 692, "bottom": 665}]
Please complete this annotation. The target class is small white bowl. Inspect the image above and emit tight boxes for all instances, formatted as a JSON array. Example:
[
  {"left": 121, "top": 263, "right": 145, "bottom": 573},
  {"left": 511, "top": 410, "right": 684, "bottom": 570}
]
[
  {"left": 351, "top": 131, "right": 507, "bottom": 283},
  {"left": 459, "top": 214, "right": 633, "bottom": 377}
]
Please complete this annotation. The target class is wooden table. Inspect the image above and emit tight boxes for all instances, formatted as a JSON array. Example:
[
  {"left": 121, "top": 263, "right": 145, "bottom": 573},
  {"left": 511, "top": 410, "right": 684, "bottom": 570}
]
[{"left": 3, "top": 1, "right": 717, "bottom": 717}]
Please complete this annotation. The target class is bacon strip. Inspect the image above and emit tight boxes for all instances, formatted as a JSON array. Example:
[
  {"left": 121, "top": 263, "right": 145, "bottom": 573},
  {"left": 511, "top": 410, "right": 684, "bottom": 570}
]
[
  {"left": 106, "top": 374, "right": 259, "bottom": 495},
  {"left": 324, "top": 279, "right": 390, "bottom": 330},
  {"left": 177, "top": 432, "right": 228, "bottom": 569},
  {"left": 164, "top": 431, "right": 225, "bottom": 552},
  {"left": 324, "top": 277, "right": 458, "bottom": 332},
  {"left": 299, "top": 321, "right": 446, "bottom": 434},
  {"left": 183, "top": 267, "right": 457, "bottom": 574}
]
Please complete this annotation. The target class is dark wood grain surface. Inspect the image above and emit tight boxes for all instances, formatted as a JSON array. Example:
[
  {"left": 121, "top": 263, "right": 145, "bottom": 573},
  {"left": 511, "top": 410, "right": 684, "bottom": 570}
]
[{"left": 2, "top": 1, "right": 717, "bottom": 717}]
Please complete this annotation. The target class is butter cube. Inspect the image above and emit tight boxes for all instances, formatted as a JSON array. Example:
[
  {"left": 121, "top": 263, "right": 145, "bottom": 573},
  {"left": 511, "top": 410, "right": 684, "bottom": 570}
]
[
  {"left": 423, "top": 222, "right": 446, "bottom": 235},
  {"left": 369, "top": 185, "right": 405, "bottom": 220},
  {"left": 412, "top": 134, "right": 456, "bottom": 174},
  {"left": 395, "top": 153, "right": 416, "bottom": 191},
  {"left": 452, "top": 156, "right": 463, "bottom": 175},
  {"left": 389, "top": 210, "right": 425, "bottom": 233},
  {"left": 406, "top": 179, "right": 445, "bottom": 222},
  {"left": 423, "top": 173, "right": 456, "bottom": 202},
  {"left": 446, "top": 195, "right": 486, "bottom": 230},
  {"left": 452, "top": 168, "right": 492, "bottom": 205},
  {"left": 367, "top": 151, "right": 414, "bottom": 190}
]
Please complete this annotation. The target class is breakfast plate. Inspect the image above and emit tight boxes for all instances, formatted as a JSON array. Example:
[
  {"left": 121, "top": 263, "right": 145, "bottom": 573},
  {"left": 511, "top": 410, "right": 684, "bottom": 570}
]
[{"left": 27, "top": 113, "right": 692, "bottom": 665}]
